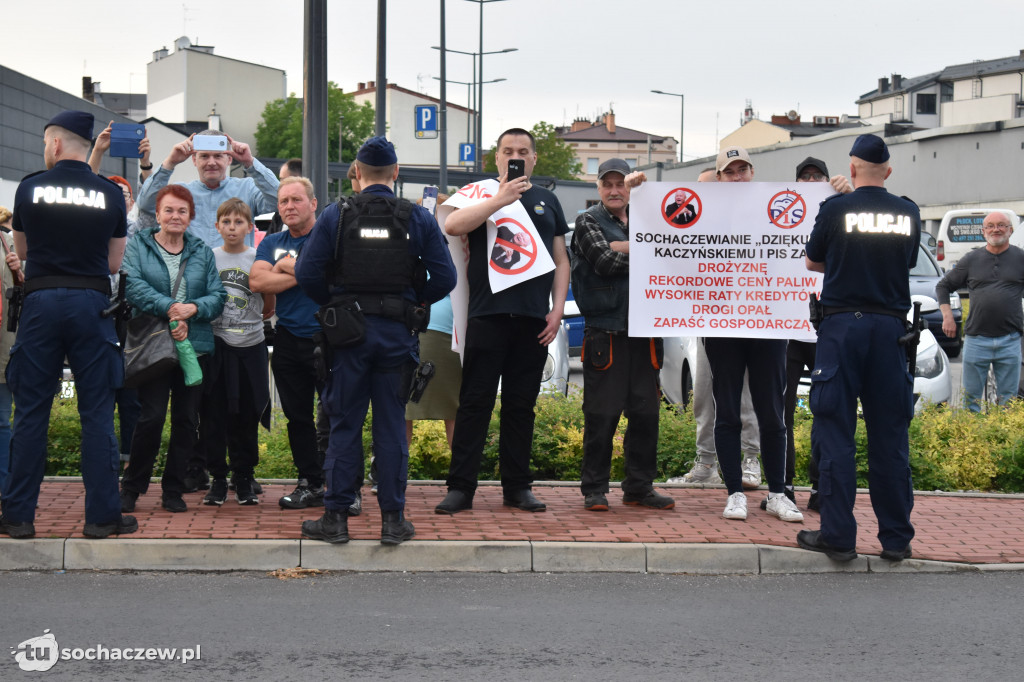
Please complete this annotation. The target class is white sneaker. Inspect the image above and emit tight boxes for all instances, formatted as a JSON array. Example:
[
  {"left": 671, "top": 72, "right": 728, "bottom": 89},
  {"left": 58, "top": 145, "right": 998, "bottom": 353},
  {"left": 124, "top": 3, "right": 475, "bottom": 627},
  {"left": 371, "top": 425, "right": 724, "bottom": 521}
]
[
  {"left": 723, "top": 492, "right": 747, "bottom": 520},
  {"left": 667, "top": 460, "right": 723, "bottom": 484},
  {"left": 741, "top": 456, "right": 762, "bottom": 489},
  {"left": 765, "top": 494, "right": 804, "bottom": 523}
]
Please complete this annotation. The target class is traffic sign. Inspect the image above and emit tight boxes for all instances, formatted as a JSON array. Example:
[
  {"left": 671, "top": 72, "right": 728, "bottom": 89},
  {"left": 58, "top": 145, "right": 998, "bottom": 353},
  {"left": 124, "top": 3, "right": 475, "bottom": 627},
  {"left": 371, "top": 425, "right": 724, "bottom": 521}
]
[
  {"left": 415, "top": 105, "right": 438, "bottom": 139},
  {"left": 459, "top": 143, "right": 475, "bottom": 166}
]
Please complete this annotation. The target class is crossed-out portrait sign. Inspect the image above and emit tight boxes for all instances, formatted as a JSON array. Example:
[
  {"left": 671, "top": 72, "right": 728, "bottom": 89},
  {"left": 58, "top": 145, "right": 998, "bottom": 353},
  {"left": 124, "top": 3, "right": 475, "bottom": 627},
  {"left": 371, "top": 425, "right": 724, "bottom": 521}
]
[
  {"left": 489, "top": 217, "right": 538, "bottom": 274},
  {"left": 662, "top": 187, "right": 702, "bottom": 228},
  {"left": 628, "top": 182, "right": 834, "bottom": 341}
]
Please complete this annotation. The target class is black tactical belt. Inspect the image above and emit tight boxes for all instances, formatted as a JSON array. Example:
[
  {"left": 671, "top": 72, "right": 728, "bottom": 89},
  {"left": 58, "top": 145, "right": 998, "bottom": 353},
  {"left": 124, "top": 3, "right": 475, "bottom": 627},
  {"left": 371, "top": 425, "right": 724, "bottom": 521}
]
[
  {"left": 24, "top": 276, "right": 111, "bottom": 296},
  {"left": 822, "top": 306, "right": 907, "bottom": 322},
  {"left": 352, "top": 294, "right": 408, "bottom": 321}
]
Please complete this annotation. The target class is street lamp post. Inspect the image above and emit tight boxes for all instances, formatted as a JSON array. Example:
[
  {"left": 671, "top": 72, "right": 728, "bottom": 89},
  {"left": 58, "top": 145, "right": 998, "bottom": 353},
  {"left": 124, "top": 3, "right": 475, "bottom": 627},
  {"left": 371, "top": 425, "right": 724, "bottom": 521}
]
[
  {"left": 432, "top": 45, "right": 515, "bottom": 165},
  {"left": 651, "top": 89, "right": 684, "bottom": 163},
  {"left": 462, "top": 0, "right": 511, "bottom": 170},
  {"left": 433, "top": 76, "right": 506, "bottom": 166}
]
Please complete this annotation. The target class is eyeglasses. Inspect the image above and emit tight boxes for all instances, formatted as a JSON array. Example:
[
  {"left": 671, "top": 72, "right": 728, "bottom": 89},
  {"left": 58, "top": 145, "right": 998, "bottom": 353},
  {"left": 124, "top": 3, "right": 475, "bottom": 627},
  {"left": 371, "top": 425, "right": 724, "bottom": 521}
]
[
  {"left": 798, "top": 172, "right": 826, "bottom": 182},
  {"left": 983, "top": 223, "right": 1011, "bottom": 230}
]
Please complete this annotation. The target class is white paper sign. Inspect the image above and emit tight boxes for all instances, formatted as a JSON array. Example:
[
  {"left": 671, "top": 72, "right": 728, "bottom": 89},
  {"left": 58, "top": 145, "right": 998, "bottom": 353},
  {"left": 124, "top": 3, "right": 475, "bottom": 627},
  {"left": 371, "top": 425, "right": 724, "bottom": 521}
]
[{"left": 628, "top": 181, "right": 833, "bottom": 340}]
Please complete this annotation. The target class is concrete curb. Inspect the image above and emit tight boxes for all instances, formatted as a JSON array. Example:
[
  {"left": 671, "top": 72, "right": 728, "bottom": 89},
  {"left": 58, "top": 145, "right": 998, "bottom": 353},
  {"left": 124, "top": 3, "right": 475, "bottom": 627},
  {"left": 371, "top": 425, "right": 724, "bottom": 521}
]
[{"left": 6, "top": 537, "right": 1018, "bottom": 573}]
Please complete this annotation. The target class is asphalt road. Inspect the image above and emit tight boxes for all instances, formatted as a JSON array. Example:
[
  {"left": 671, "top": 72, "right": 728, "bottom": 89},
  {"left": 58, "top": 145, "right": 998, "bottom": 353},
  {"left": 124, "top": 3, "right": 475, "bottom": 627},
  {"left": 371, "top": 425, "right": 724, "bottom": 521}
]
[{"left": 2, "top": 571, "right": 1020, "bottom": 680}]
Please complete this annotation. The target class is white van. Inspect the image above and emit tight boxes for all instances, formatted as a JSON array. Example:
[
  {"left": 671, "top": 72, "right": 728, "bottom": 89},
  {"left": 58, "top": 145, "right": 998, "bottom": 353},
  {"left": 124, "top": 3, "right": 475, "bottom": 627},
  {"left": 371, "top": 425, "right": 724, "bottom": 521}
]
[{"left": 936, "top": 208, "right": 1021, "bottom": 270}]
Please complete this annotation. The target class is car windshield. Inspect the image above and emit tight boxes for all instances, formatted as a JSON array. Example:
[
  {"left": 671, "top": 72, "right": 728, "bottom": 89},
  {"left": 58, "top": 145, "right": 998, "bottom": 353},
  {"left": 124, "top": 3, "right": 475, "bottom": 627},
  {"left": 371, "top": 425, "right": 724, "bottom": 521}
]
[{"left": 910, "top": 244, "right": 941, "bottom": 277}]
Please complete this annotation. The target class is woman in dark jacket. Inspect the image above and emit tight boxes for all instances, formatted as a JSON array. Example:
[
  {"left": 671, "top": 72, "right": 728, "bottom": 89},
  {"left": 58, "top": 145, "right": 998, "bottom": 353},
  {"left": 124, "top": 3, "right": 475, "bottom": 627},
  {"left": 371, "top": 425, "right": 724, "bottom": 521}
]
[{"left": 119, "top": 185, "right": 225, "bottom": 513}]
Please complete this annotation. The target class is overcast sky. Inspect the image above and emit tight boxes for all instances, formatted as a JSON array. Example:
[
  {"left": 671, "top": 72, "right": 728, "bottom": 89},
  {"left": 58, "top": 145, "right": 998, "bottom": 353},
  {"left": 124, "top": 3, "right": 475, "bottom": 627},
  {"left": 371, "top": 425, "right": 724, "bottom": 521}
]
[{"left": 3, "top": 0, "right": 1023, "bottom": 161}]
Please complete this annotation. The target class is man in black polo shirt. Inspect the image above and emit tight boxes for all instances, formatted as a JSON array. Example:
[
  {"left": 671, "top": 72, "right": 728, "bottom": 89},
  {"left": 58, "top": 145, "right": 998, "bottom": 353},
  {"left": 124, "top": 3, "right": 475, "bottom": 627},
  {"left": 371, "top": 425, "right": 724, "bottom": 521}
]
[{"left": 435, "top": 128, "right": 570, "bottom": 514}]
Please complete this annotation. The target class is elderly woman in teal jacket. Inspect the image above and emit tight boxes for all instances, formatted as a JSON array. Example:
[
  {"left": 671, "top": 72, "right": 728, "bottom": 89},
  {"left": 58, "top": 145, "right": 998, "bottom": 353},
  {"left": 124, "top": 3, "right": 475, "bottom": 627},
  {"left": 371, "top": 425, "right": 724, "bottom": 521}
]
[{"left": 119, "top": 185, "right": 226, "bottom": 514}]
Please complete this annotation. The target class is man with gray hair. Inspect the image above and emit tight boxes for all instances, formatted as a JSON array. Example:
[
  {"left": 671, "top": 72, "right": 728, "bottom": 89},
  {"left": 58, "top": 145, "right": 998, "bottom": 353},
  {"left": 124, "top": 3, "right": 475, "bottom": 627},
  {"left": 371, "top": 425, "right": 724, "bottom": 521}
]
[
  {"left": 572, "top": 158, "right": 674, "bottom": 512},
  {"left": 137, "top": 130, "right": 279, "bottom": 248},
  {"left": 936, "top": 210, "right": 1024, "bottom": 411}
]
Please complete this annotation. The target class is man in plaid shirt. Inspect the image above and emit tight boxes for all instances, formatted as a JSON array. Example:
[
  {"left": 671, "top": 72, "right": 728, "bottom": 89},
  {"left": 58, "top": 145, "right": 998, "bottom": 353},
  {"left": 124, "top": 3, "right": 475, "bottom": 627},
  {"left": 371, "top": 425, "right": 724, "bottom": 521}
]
[{"left": 570, "top": 158, "right": 674, "bottom": 512}]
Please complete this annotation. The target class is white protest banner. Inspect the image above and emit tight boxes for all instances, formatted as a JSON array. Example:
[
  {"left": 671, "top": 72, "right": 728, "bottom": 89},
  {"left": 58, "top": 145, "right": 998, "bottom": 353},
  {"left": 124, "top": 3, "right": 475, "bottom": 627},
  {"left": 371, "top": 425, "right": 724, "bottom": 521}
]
[{"left": 628, "top": 181, "right": 833, "bottom": 341}]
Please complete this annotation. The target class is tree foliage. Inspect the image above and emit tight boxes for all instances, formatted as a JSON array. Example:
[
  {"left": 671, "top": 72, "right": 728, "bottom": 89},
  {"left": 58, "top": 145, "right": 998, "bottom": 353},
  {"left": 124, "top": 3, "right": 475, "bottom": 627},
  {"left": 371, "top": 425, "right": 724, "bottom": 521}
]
[
  {"left": 254, "top": 82, "right": 375, "bottom": 163},
  {"left": 483, "top": 121, "right": 582, "bottom": 180}
]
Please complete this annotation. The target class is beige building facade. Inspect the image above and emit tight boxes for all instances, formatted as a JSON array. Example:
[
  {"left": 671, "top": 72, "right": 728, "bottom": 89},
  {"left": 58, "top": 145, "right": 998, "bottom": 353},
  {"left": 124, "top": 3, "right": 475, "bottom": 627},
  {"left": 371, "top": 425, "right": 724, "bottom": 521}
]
[{"left": 557, "top": 113, "right": 676, "bottom": 181}]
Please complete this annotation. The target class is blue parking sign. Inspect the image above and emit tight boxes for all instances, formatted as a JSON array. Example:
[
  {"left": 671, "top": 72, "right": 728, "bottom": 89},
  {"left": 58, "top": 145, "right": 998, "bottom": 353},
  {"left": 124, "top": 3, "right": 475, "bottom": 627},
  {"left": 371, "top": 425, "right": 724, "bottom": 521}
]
[
  {"left": 459, "top": 143, "right": 475, "bottom": 166},
  {"left": 415, "top": 105, "right": 438, "bottom": 139}
]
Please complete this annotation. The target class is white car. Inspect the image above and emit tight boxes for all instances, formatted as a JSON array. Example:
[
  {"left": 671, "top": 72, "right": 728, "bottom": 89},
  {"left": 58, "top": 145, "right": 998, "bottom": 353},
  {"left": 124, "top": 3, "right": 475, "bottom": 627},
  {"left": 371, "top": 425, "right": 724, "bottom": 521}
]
[
  {"left": 540, "top": 322, "right": 571, "bottom": 396},
  {"left": 658, "top": 297, "right": 952, "bottom": 413}
]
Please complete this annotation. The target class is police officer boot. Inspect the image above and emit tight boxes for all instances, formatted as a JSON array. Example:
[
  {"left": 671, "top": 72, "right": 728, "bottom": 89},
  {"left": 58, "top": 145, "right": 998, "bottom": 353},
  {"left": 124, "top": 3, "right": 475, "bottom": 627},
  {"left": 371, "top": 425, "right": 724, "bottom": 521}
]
[
  {"left": 380, "top": 510, "right": 415, "bottom": 546},
  {"left": 301, "top": 509, "right": 349, "bottom": 544}
]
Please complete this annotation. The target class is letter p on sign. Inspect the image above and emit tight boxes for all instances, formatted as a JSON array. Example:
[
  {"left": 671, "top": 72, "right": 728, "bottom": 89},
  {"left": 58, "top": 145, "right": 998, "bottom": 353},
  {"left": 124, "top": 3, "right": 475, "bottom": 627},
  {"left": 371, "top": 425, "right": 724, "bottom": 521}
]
[{"left": 415, "top": 105, "right": 438, "bottom": 139}]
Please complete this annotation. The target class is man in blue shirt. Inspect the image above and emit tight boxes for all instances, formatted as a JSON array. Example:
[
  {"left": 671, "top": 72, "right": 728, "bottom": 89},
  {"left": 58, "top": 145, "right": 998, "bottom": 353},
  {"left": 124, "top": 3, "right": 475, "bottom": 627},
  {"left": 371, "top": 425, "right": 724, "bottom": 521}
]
[
  {"left": 295, "top": 136, "right": 455, "bottom": 545},
  {"left": 251, "top": 177, "right": 328, "bottom": 510},
  {"left": 137, "top": 130, "right": 279, "bottom": 248}
]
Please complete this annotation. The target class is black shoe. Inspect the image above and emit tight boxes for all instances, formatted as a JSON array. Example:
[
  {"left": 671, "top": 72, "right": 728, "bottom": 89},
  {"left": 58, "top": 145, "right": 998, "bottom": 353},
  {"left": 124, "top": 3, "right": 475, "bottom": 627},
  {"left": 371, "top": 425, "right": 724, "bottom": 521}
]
[
  {"left": 233, "top": 477, "right": 259, "bottom": 506},
  {"left": 120, "top": 488, "right": 138, "bottom": 513},
  {"left": 348, "top": 490, "right": 362, "bottom": 517},
  {"left": 162, "top": 494, "right": 187, "bottom": 513},
  {"left": 252, "top": 480, "right": 263, "bottom": 495},
  {"left": 503, "top": 489, "right": 546, "bottom": 512},
  {"left": 880, "top": 544, "right": 912, "bottom": 562},
  {"left": 203, "top": 478, "right": 228, "bottom": 506},
  {"left": 584, "top": 492, "right": 609, "bottom": 511},
  {"left": 435, "top": 489, "right": 473, "bottom": 514},
  {"left": 381, "top": 510, "right": 416, "bottom": 545},
  {"left": 279, "top": 479, "right": 325, "bottom": 509},
  {"left": 182, "top": 469, "right": 210, "bottom": 493},
  {"left": 301, "top": 509, "right": 349, "bottom": 544},
  {"left": 83, "top": 515, "right": 139, "bottom": 538},
  {"left": 807, "top": 491, "right": 820, "bottom": 512},
  {"left": 0, "top": 515, "right": 35, "bottom": 538},
  {"left": 623, "top": 489, "right": 675, "bottom": 510},
  {"left": 796, "top": 529, "right": 857, "bottom": 562}
]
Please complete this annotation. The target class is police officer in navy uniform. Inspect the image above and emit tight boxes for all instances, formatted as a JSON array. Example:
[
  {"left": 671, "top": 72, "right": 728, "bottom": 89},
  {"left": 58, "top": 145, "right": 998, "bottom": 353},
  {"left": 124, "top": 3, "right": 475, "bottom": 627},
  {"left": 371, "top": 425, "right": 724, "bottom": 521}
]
[
  {"left": 294, "top": 136, "right": 456, "bottom": 545},
  {"left": 0, "top": 110, "right": 137, "bottom": 539},
  {"left": 798, "top": 133, "right": 920, "bottom": 562}
]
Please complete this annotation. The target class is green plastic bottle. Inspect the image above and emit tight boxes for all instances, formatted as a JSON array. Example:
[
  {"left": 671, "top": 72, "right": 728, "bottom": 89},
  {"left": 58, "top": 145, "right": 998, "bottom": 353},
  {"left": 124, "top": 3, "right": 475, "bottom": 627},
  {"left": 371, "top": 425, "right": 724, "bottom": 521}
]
[{"left": 169, "top": 321, "right": 203, "bottom": 386}]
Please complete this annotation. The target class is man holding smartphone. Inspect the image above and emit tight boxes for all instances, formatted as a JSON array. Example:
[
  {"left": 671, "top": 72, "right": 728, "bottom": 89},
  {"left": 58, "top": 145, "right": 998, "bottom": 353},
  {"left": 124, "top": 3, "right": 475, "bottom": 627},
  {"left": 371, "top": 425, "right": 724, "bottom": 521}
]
[
  {"left": 435, "top": 128, "right": 570, "bottom": 515},
  {"left": 136, "top": 130, "right": 279, "bottom": 249}
]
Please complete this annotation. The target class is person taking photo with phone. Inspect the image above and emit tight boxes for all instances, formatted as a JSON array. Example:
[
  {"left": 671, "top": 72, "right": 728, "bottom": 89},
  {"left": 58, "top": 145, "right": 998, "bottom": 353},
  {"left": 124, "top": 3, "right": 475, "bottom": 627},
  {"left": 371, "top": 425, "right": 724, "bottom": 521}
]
[{"left": 136, "top": 130, "right": 279, "bottom": 249}]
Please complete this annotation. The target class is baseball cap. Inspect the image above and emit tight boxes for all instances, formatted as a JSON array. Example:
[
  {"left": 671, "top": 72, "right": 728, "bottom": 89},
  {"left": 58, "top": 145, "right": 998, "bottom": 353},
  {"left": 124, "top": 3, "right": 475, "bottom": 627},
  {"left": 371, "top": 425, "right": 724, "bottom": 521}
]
[
  {"left": 795, "top": 156, "right": 830, "bottom": 180},
  {"left": 716, "top": 146, "right": 752, "bottom": 173},
  {"left": 597, "top": 158, "right": 630, "bottom": 179},
  {"left": 849, "top": 134, "right": 890, "bottom": 163},
  {"left": 44, "top": 110, "right": 95, "bottom": 142}
]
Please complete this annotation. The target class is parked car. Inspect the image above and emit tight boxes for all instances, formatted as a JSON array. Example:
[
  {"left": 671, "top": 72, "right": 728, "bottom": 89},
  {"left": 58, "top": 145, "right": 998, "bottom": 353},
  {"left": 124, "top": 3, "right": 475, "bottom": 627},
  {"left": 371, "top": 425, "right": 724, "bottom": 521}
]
[
  {"left": 936, "top": 208, "right": 1022, "bottom": 270},
  {"left": 912, "top": 243, "right": 963, "bottom": 357},
  {"left": 541, "top": 322, "right": 571, "bottom": 395},
  {"left": 658, "top": 297, "right": 953, "bottom": 413}
]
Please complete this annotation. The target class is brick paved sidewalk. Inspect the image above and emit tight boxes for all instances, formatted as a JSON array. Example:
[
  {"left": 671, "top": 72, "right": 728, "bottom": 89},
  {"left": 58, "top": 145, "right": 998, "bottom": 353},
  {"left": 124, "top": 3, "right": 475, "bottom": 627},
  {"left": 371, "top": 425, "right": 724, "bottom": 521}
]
[{"left": 23, "top": 480, "right": 1024, "bottom": 565}]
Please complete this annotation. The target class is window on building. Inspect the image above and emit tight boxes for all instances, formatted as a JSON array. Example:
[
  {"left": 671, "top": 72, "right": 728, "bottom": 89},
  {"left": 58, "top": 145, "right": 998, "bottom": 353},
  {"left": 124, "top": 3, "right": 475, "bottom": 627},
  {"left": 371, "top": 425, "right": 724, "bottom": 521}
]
[
  {"left": 587, "top": 158, "right": 599, "bottom": 175},
  {"left": 916, "top": 93, "right": 937, "bottom": 115},
  {"left": 626, "top": 144, "right": 636, "bottom": 149},
  {"left": 940, "top": 82, "right": 953, "bottom": 103}
]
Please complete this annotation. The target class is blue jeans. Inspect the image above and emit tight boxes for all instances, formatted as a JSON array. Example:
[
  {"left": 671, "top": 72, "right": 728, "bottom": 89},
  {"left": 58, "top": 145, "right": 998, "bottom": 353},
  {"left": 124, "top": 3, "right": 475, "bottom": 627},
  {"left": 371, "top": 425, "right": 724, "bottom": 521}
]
[{"left": 962, "top": 332, "right": 1022, "bottom": 412}]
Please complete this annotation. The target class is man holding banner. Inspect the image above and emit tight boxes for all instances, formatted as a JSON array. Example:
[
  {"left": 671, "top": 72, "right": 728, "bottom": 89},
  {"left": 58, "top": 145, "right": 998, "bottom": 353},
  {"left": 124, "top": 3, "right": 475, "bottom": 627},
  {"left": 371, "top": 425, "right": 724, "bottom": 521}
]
[
  {"left": 704, "top": 146, "right": 804, "bottom": 524},
  {"left": 435, "top": 128, "right": 570, "bottom": 514},
  {"left": 572, "top": 159, "right": 674, "bottom": 512}
]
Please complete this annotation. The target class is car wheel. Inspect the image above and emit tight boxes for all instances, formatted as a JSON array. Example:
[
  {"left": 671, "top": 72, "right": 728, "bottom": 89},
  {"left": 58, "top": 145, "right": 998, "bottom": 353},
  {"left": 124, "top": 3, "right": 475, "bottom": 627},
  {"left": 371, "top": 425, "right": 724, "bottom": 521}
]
[{"left": 681, "top": 363, "right": 693, "bottom": 409}]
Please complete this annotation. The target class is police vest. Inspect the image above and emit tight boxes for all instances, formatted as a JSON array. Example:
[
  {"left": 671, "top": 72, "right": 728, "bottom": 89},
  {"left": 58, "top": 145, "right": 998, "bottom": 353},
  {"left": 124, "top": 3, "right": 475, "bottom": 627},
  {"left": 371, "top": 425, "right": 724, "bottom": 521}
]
[{"left": 331, "top": 193, "right": 423, "bottom": 296}]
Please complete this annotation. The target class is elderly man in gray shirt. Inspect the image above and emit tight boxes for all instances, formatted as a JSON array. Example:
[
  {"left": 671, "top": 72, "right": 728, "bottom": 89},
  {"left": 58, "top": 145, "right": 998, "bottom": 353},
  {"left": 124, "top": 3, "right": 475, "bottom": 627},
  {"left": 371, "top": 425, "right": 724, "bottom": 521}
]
[{"left": 936, "top": 211, "right": 1024, "bottom": 410}]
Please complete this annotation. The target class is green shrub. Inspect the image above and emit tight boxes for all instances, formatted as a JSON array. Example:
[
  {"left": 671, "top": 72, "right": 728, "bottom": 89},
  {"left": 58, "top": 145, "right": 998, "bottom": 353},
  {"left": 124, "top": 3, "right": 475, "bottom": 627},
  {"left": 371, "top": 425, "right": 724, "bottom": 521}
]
[{"left": 34, "top": 390, "right": 1024, "bottom": 493}]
